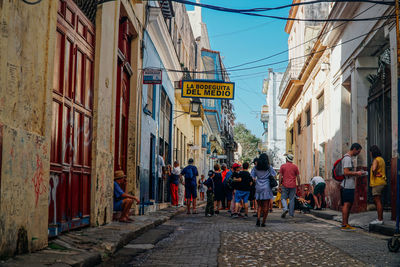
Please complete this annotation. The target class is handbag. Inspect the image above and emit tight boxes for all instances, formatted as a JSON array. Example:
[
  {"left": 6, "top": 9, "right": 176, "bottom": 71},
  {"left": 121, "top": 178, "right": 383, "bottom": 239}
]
[{"left": 268, "top": 175, "right": 278, "bottom": 188}]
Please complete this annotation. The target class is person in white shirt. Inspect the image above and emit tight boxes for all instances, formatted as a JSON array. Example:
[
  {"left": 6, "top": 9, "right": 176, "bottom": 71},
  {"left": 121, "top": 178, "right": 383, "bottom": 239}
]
[
  {"left": 340, "top": 143, "right": 364, "bottom": 231},
  {"left": 309, "top": 176, "right": 326, "bottom": 210}
]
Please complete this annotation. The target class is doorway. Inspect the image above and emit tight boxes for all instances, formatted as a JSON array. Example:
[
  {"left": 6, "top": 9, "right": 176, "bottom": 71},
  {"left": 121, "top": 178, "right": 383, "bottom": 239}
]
[
  {"left": 367, "top": 49, "right": 392, "bottom": 208},
  {"left": 49, "top": 0, "right": 94, "bottom": 236}
]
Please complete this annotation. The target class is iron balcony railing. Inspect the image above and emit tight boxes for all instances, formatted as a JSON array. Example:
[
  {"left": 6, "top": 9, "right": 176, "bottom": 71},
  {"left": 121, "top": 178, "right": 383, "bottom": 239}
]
[{"left": 278, "top": 59, "right": 304, "bottom": 102}]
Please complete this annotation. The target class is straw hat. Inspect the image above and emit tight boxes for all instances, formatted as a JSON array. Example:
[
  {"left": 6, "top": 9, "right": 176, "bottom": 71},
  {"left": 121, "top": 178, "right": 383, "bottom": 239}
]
[
  {"left": 114, "top": 170, "right": 126, "bottom": 180},
  {"left": 286, "top": 154, "right": 294, "bottom": 163}
]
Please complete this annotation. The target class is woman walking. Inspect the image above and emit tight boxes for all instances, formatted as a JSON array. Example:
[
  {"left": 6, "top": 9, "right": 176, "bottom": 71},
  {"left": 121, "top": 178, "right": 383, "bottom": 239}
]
[
  {"left": 251, "top": 153, "right": 276, "bottom": 227},
  {"left": 212, "top": 164, "right": 224, "bottom": 214},
  {"left": 369, "top": 145, "right": 387, "bottom": 225}
]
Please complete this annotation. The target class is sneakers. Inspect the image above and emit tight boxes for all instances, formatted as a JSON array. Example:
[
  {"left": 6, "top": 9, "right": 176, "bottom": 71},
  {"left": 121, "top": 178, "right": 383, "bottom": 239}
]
[
  {"left": 370, "top": 219, "right": 384, "bottom": 225},
  {"left": 256, "top": 219, "right": 260, "bottom": 227},
  {"left": 232, "top": 213, "right": 239, "bottom": 218},
  {"left": 243, "top": 214, "right": 248, "bottom": 219},
  {"left": 206, "top": 214, "right": 212, "bottom": 217},
  {"left": 340, "top": 224, "right": 356, "bottom": 231},
  {"left": 281, "top": 210, "right": 288, "bottom": 218},
  {"left": 261, "top": 223, "right": 266, "bottom": 227}
]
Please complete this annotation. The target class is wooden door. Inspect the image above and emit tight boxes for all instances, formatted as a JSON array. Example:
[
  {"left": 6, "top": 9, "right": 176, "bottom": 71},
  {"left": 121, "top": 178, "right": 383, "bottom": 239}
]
[
  {"left": 49, "top": 0, "right": 94, "bottom": 237},
  {"left": 114, "top": 17, "right": 132, "bottom": 174}
]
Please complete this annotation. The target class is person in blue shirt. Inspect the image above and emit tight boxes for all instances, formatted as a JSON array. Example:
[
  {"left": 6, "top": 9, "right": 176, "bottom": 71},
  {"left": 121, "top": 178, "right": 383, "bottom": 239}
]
[
  {"left": 181, "top": 158, "right": 199, "bottom": 214},
  {"left": 114, "top": 170, "right": 140, "bottom": 223}
]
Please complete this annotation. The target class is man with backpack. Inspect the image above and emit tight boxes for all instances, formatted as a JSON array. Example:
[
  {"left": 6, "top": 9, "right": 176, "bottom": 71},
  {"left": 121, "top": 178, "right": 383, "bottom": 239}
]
[
  {"left": 338, "top": 143, "right": 364, "bottom": 231},
  {"left": 181, "top": 158, "right": 199, "bottom": 214}
]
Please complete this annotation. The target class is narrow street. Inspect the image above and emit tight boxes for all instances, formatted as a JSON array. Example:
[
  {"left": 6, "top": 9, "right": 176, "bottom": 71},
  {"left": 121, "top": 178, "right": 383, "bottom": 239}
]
[{"left": 102, "top": 207, "right": 400, "bottom": 267}]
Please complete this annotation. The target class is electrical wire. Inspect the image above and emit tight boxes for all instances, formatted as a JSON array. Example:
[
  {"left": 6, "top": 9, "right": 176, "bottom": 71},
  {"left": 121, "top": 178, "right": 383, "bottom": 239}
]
[
  {"left": 169, "top": 0, "right": 395, "bottom": 22},
  {"left": 155, "top": 17, "right": 393, "bottom": 75},
  {"left": 224, "top": 3, "right": 380, "bottom": 70}
]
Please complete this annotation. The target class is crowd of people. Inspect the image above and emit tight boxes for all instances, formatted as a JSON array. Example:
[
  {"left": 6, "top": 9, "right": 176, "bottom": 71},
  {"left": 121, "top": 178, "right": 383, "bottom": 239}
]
[{"left": 112, "top": 142, "right": 387, "bottom": 230}]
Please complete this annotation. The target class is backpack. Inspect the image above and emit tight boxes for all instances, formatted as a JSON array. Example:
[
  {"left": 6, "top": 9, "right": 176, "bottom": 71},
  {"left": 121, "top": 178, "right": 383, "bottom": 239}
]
[
  {"left": 225, "top": 176, "right": 235, "bottom": 191},
  {"left": 332, "top": 155, "right": 350, "bottom": 182}
]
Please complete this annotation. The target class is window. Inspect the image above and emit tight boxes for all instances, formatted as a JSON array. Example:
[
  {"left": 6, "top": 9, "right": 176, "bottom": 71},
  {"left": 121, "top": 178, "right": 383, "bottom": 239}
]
[
  {"left": 290, "top": 128, "right": 294, "bottom": 145},
  {"left": 207, "top": 99, "right": 215, "bottom": 107},
  {"left": 147, "top": 84, "right": 154, "bottom": 116},
  {"left": 202, "top": 134, "right": 207, "bottom": 148},
  {"left": 160, "top": 89, "right": 172, "bottom": 164},
  {"left": 306, "top": 108, "right": 311, "bottom": 127},
  {"left": 297, "top": 119, "right": 301, "bottom": 135},
  {"left": 317, "top": 93, "right": 324, "bottom": 113}
]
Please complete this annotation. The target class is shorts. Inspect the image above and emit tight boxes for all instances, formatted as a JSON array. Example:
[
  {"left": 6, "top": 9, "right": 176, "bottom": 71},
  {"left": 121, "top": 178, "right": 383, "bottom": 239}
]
[
  {"left": 225, "top": 188, "right": 233, "bottom": 201},
  {"left": 185, "top": 184, "right": 197, "bottom": 199},
  {"left": 314, "top": 183, "right": 326, "bottom": 195},
  {"left": 341, "top": 188, "right": 355, "bottom": 204},
  {"left": 114, "top": 199, "right": 123, "bottom": 211},
  {"left": 235, "top": 190, "right": 250, "bottom": 204},
  {"left": 372, "top": 185, "right": 385, "bottom": 196}
]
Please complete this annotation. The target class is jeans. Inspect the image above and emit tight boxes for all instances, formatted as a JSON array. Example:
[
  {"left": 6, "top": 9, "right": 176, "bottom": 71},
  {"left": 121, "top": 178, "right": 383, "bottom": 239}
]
[{"left": 281, "top": 186, "right": 296, "bottom": 216}]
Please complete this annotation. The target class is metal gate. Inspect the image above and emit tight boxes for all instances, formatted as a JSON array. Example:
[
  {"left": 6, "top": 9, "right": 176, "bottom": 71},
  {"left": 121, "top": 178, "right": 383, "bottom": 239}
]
[
  {"left": 367, "top": 49, "right": 391, "bottom": 208},
  {"left": 49, "top": 0, "right": 95, "bottom": 236}
]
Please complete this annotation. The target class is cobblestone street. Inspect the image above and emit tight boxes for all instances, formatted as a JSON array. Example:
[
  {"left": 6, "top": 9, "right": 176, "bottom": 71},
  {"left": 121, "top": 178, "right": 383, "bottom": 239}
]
[{"left": 106, "top": 207, "right": 400, "bottom": 266}]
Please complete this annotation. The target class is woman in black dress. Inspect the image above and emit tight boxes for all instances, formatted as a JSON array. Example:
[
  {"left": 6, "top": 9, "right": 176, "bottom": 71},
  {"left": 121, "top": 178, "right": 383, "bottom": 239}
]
[{"left": 212, "top": 164, "right": 224, "bottom": 214}]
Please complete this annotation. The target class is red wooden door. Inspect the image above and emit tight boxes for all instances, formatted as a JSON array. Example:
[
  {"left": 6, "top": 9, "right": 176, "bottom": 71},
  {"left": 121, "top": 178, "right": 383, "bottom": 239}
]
[
  {"left": 49, "top": 0, "right": 94, "bottom": 237},
  {"left": 114, "top": 17, "right": 132, "bottom": 175}
]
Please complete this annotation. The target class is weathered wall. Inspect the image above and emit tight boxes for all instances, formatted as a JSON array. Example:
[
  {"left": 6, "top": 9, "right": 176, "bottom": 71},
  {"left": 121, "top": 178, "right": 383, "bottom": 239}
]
[
  {"left": 91, "top": 2, "right": 120, "bottom": 226},
  {"left": 0, "top": 0, "right": 57, "bottom": 257},
  {"left": 121, "top": 0, "right": 146, "bottom": 207}
]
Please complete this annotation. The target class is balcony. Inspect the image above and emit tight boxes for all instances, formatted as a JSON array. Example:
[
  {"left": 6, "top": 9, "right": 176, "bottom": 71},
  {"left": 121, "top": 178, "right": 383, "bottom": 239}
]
[{"left": 278, "top": 59, "right": 304, "bottom": 109}]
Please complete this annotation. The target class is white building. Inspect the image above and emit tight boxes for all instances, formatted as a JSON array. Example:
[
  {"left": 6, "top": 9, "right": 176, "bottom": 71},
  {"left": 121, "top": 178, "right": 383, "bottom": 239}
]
[{"left": 261, "top": 69, "right": 287, "bottom": 167}]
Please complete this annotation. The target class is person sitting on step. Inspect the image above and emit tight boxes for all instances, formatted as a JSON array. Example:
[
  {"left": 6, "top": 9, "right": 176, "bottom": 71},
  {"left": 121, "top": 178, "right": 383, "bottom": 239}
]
[{"left": 114, "top": 170, "right": 140, "bottom": 223}]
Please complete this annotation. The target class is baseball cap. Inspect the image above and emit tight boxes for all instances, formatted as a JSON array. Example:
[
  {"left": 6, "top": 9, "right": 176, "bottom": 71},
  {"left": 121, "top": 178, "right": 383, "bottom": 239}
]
[
  {"left": 208, "top": 170, "right": 214, "bottom": 177},
  {"left": 232, "top": 163, "right": 241, "bottom": 169}
]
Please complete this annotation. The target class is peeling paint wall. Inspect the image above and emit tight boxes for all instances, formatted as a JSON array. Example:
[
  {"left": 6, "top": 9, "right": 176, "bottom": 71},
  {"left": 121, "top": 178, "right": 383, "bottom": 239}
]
[
  {"left": 90, "top": 2, "right": 119, "bottom": 226},
  {"left": 0, "top": 0, "right": 56, "bottom": 257}
]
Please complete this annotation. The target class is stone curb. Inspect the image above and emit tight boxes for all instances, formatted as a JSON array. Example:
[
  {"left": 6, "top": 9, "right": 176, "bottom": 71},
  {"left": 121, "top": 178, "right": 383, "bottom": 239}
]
[
  {"left": 310, "top": 209, "right": 396, "bottom": 237},
  {"left": 1, "top": 204, "right": 201, "bottom": 267}
]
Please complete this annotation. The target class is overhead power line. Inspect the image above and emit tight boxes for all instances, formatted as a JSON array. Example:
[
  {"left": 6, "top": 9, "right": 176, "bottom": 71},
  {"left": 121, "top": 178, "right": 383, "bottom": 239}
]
[
  {"left": 226, "top": 3, "right": 380, "bottom": 70},
  {"left": 169, "top": 0, "right": 395, "bottom": 22},
  {"left": 151, "top": 19, "right": 392, "bottom": 75}
]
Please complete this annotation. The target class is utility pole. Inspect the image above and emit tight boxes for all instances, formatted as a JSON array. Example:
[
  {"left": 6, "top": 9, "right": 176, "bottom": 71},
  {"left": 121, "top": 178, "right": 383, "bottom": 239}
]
[{"left": 395, "top": 0, "right": 400, "bottom": 234}]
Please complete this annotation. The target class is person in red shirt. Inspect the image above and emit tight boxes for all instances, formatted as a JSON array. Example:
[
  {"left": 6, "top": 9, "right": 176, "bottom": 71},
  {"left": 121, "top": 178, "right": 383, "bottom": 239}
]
[
  {"left": 278, "top": 154, "right": 300, "bottom": 218},
  {"left": 221, "top": 164, "right": 229, "bottom": 209}
]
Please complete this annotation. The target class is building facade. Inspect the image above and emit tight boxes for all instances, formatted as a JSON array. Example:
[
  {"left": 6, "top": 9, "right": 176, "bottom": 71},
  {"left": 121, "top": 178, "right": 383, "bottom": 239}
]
[
  {"left": 260, "top": 69, "right": 287, "bottom": 168},
  {"left": 0, "top": 0, "right": 146, "bottom": 257},
  {"left": 278, "top": 1, "right": 397, "bottom": 217}
]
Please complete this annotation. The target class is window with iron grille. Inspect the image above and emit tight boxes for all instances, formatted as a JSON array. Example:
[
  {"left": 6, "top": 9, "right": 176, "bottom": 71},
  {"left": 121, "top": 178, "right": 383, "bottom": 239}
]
[{"left": 202, "top": 134, "right": 207, "bottom": 148}]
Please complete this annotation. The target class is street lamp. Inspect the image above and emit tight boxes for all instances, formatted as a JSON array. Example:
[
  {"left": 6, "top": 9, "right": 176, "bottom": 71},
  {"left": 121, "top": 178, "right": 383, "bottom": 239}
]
[
  {"left": 212, "top": 149, "right": 217, "bottom": 159},
  {"left": 173, "top": 99, "right": 201, "bottom": 119},
  {"left": 190, "top": 99, "right": 201, "bottom": 114}
]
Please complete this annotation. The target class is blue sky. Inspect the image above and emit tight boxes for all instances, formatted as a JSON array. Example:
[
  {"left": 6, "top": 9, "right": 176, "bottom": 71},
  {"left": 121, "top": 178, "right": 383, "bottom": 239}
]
[{"left": 188, "top": 1, "right": 290, "bottom": 138}]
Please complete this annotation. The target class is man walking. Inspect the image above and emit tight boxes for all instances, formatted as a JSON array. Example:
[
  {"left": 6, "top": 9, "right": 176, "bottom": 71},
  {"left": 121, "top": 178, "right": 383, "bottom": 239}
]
[
  {"left": 181, "top": 158, "right": 199, "bottom": 214},
  {"left": 310, "top": 175, "right": 326, "bottom": 210},
  {"left": 341, "top": 143, "right": 364, "bottom": 231},
  {"left": 279, "top": 154, "right": 300, "bottom": 218}
]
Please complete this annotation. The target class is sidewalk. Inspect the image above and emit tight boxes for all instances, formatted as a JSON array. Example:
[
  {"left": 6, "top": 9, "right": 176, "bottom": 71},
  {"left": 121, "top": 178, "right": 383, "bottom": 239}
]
[
  {"left": 1, "top": 204, "right": 197, "bottom": 267},
  {"left": 310, "top": 209, "right": 397, "bottom": 236}
]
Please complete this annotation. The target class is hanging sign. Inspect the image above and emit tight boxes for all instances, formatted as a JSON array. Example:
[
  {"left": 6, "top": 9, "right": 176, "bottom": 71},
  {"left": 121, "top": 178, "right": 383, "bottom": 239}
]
[
  {"left": 143, "top": 69, "right": 162, "bottom": 84},
  {"left": 181, "top": 80, "right": 235, "bottom": 100}
]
